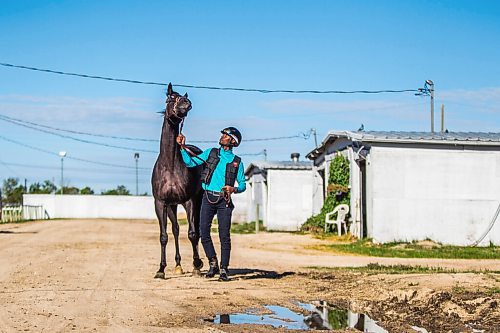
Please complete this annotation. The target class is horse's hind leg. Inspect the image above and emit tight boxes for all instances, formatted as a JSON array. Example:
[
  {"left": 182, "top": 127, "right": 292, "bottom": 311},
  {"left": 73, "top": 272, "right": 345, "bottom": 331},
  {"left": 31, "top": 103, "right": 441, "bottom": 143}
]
[
  {"left": 167, "top": 205, "right": 183, "bottom": 275},
  {"left": 183, "top": 193, "right": 203, "bottom": 276},
  {"left": 154, "top": 199, "right": 168, "bottom": 279}
]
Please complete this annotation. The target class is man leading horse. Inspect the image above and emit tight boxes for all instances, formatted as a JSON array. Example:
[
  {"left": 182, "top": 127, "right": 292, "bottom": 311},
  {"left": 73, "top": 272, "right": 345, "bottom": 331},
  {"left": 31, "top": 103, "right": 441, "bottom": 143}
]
[{"left": 176, "top": 127, "right": 246, "bottom": 281}]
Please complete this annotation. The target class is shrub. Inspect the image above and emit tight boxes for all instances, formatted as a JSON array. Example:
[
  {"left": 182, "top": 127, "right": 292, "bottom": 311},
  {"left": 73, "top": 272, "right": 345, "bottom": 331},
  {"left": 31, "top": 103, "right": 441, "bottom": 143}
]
[{"left": 301, "top": 153, "right": 350, "bottom": 233}]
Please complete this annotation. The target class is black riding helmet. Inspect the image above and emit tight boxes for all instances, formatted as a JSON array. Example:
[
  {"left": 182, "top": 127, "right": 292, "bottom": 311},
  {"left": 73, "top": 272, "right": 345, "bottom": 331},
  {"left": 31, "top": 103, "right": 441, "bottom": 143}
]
[{"left": 221, "top": 127, "right": 242, "bottom": 147}]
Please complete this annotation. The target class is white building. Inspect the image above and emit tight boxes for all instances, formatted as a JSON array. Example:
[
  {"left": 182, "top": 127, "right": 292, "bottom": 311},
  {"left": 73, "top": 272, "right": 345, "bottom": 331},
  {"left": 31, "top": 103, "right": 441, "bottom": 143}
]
[
  {"left": 306, "top": 131, "right": 500, "bottom": 246},
  {"left": 245, "top": 157, "right": 314, "bottom": 231}
]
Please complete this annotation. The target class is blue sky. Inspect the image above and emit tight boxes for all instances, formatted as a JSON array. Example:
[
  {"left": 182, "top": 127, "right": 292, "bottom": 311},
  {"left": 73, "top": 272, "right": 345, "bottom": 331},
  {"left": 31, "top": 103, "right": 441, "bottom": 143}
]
[{"left": 1, "top": 0, "right": 499, "bottom": 194}]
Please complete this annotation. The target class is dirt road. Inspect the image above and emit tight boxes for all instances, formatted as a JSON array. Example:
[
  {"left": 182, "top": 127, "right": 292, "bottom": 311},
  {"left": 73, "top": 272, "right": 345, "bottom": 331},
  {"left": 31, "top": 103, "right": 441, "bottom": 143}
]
[{"left": 0, "top": 219, "right": 498, "bottom": 332}]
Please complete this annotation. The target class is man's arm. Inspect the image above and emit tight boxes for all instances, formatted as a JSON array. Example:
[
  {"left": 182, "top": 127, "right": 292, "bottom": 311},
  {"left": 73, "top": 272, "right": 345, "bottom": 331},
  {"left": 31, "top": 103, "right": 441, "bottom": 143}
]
[
  {"left": 177, "top": 134, "right": 210, "bottom": 167},
  {"left": 235, "top": 162, "right": 246, "bottom": 193}
]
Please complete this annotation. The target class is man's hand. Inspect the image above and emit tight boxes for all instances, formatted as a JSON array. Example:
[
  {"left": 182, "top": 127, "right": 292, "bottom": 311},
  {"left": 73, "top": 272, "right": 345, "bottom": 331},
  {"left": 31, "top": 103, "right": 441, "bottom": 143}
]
[
  {"left": 176, "top": 134, "right": 186, "bottom": 147},
  {"left": 222, "top": 186, "right": 237, "bottom": 194}
]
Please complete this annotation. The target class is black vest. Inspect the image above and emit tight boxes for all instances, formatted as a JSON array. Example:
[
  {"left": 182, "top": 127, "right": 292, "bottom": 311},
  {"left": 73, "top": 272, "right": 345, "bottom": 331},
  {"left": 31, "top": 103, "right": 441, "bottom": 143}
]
[{"left": 200, "top": 148, "right": 241, "bottom": 187}]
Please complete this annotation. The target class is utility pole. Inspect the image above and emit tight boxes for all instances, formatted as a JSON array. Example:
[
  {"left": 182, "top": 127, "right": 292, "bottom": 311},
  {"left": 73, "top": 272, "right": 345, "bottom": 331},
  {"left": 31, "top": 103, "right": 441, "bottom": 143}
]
[
  {"left": 311, "top": 128, "right": 318, "bottom": 147},
  {"left": 426, "top": 80, "right": 435, "bottom": 133},
  {"left": 416, "top": 80, "right": 435, "bottom": 132},
  {"left": 263, "top": 149, "right": 267, "bottom": 161},
  {"left": 441, "top": 104, "right": 445, "bottom": 133},
  {"left": 134, "top": 153, "right": 140, "bottom": 195}
]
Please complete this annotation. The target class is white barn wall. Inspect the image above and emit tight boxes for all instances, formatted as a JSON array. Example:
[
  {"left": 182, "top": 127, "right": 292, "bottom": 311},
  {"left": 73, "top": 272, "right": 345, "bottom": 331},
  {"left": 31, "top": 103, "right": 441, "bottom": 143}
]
[
  {"left": 246, "top": 173, "right": 266, "bottom": 224},
  {"left": 311, "top": 166, "right": 324, "bottom": 215},
  {"left": 231, "top": 190, "right": 249, "bottom": 222},
  {"left": 266, "top": 169, "right": 313, "bottom": 231},
  {"left": 23, "top": 194, "right": 159, "bottom": 219},
  {"left": 368, "top": 146, "right": 500, "bottom": 246},
  {"left": 23, "top": 193, "right": 249, "bottom": 222}
]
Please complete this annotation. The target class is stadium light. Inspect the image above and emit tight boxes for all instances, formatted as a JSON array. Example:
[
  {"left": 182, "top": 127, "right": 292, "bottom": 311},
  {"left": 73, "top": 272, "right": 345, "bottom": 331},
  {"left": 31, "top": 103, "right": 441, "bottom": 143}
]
[
  {"left": 59, "top": 151, "right": 66, "bottom": 195},
  {"left": 134, "top": 153, "right": 140, "bottom": 196}
]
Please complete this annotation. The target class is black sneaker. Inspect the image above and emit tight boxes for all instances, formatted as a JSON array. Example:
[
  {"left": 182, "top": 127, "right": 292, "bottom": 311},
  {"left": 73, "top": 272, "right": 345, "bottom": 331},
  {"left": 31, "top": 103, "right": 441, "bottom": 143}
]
[
  {"left": 218, "top": 267, "right": 230, "bottom": 282},
  {"left": 205, "top": 258, "right": 219, "bottom": 278}
]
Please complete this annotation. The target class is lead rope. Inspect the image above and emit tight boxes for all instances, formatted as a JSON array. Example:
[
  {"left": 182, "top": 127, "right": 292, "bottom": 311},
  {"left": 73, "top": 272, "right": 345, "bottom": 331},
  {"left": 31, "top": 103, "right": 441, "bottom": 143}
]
[{"left": 178, "top": 119, "right": 225, "bottom": 205}]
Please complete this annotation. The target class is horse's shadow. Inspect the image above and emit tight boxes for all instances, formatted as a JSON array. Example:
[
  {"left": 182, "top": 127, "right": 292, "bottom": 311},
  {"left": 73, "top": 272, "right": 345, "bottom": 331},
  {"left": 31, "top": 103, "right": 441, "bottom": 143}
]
[{"left": 229, "top": 268, "right": 295, "bottom": 280}]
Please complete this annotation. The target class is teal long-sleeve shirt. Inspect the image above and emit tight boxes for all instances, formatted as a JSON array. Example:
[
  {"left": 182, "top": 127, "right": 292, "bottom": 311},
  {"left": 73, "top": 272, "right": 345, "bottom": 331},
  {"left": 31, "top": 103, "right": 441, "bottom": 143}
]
[{"left": 180, "top": 147, "right": 246, "bottom": 193}]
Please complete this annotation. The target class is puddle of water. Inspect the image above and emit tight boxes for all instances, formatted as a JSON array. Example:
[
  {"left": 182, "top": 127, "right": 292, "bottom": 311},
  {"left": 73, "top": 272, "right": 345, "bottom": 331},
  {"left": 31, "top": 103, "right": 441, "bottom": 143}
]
[
  {"left": 465, "top": 323, "right": 485, "bottom": 333},
  {"left": 207, "top": 300, "right": 396, "bottom": 332},
  {"left": 411, "top": 325, "right": 430, "bottom": 333},
  {"left": 209, "top": 305, "right": 310, "bottom": 330}
]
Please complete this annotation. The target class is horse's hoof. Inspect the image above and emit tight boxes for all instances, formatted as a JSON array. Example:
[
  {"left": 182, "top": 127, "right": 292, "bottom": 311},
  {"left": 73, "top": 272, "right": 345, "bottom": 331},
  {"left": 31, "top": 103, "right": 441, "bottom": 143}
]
[
  {"left": 193, "top": 258, "right": 204, "bottom": 270},
  {"left": 174, "top": 265, "right": 184, "bottom": 275},
  {"left": 192, "top": 268, "right": 202, "bottom": 277},
  {"left": 154, "top": 272, "right": 165, "bottom": 279}
]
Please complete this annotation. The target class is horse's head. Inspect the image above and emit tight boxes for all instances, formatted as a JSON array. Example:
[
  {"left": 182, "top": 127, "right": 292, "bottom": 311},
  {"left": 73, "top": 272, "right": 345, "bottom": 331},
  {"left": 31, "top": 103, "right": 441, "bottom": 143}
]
[{"left": 163, "top": 83, "right": 192, "bottom": 123}]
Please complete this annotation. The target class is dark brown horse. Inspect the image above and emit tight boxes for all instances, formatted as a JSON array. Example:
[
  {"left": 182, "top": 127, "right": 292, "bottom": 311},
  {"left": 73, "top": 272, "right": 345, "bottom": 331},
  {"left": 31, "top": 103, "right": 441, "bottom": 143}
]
[{"left": 151, "top": 83, "right": 203, "bottom": 279}]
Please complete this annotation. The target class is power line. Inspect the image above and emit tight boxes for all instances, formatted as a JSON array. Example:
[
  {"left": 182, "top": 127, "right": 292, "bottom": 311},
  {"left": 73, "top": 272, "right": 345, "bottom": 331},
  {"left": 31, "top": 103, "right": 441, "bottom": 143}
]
[
  {"left": 0, "top": 134, "right": 149, "bottom": 170},
  {"left": 239, "top": 150, "right": 266, "bottom": 157},
  {"left": 0, "top": 62, "right": 419, "bottom": 94},
  {"left": 0, "top": 113, "right": 313, "bottom": 143},
  {"left": 0, "top": 133, "right": 270, "bottom": 166},
  {"left": 0, "top": 113, "right": 157, "bottom": 142},
  {"left": 0, "top": 157, "right": 21, "bottom": 177},
  {"left": 0, "top": 161, "right": 151, "bottom": 174},
  {"left": 0, "top": 114, "right": 158, "bottom": 153}
]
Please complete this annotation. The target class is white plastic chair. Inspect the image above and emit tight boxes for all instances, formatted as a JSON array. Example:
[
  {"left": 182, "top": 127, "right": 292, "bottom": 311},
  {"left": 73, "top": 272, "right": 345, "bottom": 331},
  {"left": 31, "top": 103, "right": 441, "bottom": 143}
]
[{"left": 324, "top": 204, "right": 350, "bottom": 235}]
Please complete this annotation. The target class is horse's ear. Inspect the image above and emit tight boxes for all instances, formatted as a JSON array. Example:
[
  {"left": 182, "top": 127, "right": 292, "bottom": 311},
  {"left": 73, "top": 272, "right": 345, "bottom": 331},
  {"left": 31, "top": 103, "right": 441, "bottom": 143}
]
[
  {"left": 184, "top": 93, "right": 188, "bottom": 98},
  {"left": 167, "top": 83, "right": 173, "bottom": 96}
]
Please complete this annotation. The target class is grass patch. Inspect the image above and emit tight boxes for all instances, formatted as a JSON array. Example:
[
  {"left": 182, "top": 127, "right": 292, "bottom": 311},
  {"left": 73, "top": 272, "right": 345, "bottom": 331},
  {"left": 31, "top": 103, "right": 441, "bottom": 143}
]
[
  {"left": 487, "top": 286, "right": 500, "bottom": 295},
  {"left": 231, "top": 220, "right": 266, "bottom": 234},
  {"left": 309, "top": 263, "right": 458, "bottom": 274},
  {"left": 452, "top": 285, "right": 500, "bottom": 295},
  {"left": 209, "top": 220, "right": 266, "bottom": 234},
  {"left": 309, "top": 263, "right": 500, "bottom": 275},
  {"left": 315, "top": 239, "right": 500, "bottom": 259},
  {"left": 0, "top": 218, "right": 42, "bottom": 224}
]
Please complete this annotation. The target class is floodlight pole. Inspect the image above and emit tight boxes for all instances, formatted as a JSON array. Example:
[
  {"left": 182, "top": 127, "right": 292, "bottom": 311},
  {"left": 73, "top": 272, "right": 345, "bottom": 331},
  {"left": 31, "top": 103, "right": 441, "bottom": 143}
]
[
  {"left": 59, "top": 151, "right": 66, "bottom": 195},
  {"left": 60, "top": 158, "right": 63, "bottom": 195},
  {"left": 134, "top": 153, "right": 140, "bottom": 195}
]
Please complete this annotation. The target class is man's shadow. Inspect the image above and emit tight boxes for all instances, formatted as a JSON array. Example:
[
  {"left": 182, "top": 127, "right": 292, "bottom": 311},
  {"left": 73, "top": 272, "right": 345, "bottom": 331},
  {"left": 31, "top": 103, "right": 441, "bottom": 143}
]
[
  {"left": 0, "top": 230, "right": 38, "bottom": 234},
  {"left": 228, "top": 268, "right": 294, "bottom": 280}
]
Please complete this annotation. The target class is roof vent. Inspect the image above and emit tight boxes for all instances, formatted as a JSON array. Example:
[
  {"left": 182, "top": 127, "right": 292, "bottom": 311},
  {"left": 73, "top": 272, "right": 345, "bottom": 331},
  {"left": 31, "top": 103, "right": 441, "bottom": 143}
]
[{"left": 291, "top": 153, "right": 300, "bottom": 163}]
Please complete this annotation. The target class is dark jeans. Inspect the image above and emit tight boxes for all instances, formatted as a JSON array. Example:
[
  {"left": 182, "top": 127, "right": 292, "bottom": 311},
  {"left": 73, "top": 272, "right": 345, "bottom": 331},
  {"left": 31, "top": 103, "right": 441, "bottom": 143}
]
[{"left": 200, "top": 191, "right": 234, "bottom": 268}]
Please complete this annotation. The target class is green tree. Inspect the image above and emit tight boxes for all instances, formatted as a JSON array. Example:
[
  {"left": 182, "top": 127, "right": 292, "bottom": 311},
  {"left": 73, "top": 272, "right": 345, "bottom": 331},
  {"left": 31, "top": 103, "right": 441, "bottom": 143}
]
[
  {"left": 80, "top": 186, "right": 94, "bottom": 195},
  {"left": 29, "top": 180, "right": 57, "bottom": 194},
  {"left": 63, "top": 186, "right": 80, "bottom": 195},
  {"left": 2, "top": 177, "right": 25, "bottom": 205},
  {"left": 101, "top": 185, "right": 130, "bottom": 195}
]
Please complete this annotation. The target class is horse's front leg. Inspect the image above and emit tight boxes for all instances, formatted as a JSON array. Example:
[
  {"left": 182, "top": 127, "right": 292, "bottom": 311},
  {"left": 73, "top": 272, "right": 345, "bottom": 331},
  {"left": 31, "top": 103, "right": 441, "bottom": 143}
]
[
  {"left": 183, "top": 193, "right": 203, "bottom": 276},
  {"left": 154, "top": 199, "right": 168, "bottom": 279},
  {"left": 167, "top": 204, "right": 183, "bottom": 274}
]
